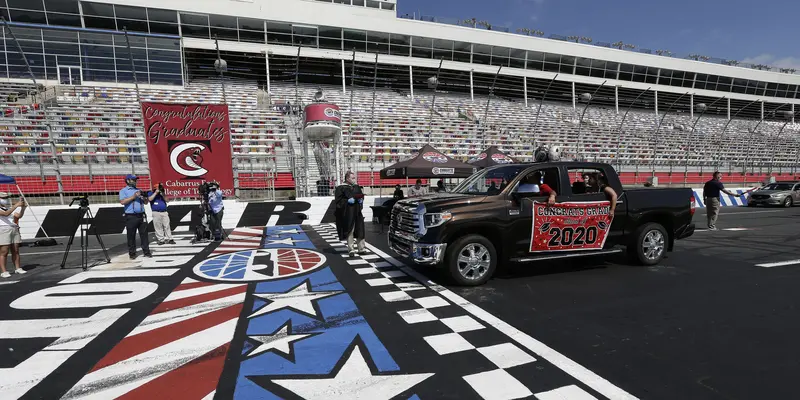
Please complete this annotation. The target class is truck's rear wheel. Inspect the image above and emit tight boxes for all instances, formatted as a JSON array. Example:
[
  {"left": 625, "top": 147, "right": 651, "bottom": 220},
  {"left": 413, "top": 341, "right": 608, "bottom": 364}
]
[
  {"left": 629, "top": 222, "right": 667, "bottom": 266},
  {"left": 445, "top": 235, "right": 497, "bottom": 286}
]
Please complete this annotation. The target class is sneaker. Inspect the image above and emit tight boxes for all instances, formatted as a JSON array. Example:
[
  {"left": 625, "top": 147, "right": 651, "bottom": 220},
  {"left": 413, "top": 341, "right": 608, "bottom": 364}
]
[
  {"left": 157, "top": 241, "right": 165, "bottom": 245},
  {"left": 14, "top": 268, "right": 26, "bottom": 275},
  {"left": 168, "top": 240, "right": 176, "bottom": 245},
  {"left": 143, "top": 253, "right": 153, "bottom": 258},
  {"left": 130, "top": 254, "right": 138, "bottom": 260},
  {"left": 358, "top": 250, "right": 368, "bottom": 255},
  {"left": 348, "top": 251, "right": 356, "bottom": 257},
  {"left": 1, "top": 272, "right": 10, "bottom": 278}
]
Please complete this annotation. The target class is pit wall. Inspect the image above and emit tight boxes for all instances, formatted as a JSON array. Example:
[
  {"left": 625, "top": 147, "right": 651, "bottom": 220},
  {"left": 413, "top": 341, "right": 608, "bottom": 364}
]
[{"left": 13, "top": 189, "right": 756, "bottom": 240}]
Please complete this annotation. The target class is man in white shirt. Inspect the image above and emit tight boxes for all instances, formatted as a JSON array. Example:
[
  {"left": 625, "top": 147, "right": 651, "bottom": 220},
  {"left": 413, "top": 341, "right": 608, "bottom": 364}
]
[
  {"left": 409, "top": 179, "right": 426, "bottom": 197},
  {"left": 0, "top": 192, "right": 27, "bottom": 278}
]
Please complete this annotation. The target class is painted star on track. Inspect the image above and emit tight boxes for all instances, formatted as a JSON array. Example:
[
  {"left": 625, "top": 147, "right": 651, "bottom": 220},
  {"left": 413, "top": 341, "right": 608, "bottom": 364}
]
[
  {"left": 271, "top": 346, "right": 433, "bottom": 400},
  {"left": 271, "top": 228, "right": 301, "bottom": 235},
  {"left": 249, "top": 281, "right": 341, "bottom": 319},
  {"left": 246, "top": 323, "right": 314, "bottom": 359},
  {"left": 265, "top": 237, "right": 305, "bottom": 246}
]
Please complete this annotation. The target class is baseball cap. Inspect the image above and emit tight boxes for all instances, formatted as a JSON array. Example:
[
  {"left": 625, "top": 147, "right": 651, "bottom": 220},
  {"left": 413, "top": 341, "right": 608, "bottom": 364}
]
[
  {"left": 0, "top": 192, "right": 9, "bottom": 198},
  {"left": 124, "top": 174, "right": 138, "bottom": 181}
]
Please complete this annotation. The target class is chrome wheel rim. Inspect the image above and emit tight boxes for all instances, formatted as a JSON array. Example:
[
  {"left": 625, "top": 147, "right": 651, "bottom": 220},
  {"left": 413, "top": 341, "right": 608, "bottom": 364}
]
[
  {"left": 642, "top": 230, "right": 665, "bottom": 261},
  {"left": 456, "top": 243, "right": 491, "bottom": 281}
]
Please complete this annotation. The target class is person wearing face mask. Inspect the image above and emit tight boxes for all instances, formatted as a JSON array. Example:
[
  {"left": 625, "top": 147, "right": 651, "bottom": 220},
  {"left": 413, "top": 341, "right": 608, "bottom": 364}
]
[
  {"left": 206, "top": 182, "right": 224, "bottom": 241},
  {"left": 335, "top": 171, "right": 366, "bottom": 255},
  {"left": 119, "top": 174, "right": 152, "bottom": 259},
  {"left": 0, "top": 192, "right": 27, "bottom": 278}
]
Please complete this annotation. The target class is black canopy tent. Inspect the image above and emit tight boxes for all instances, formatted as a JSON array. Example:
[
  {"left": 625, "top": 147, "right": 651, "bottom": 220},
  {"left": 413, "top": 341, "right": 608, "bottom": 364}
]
[
  {"left": 467, "top": 146, "right": 518, "bottom": 169},
  {"left": 379, "top": 144, "right": 476, "bottom": 179}
]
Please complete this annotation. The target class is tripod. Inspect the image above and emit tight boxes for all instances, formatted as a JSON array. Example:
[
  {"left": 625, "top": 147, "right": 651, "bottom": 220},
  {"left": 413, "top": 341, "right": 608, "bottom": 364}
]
[{"left": 60, "top": 206, "right": 111, "bottom": 271}]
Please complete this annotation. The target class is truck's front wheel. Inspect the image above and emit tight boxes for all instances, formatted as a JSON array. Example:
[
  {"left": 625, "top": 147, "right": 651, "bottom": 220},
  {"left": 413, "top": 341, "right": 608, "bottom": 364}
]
[
  {"left": 629, "top": 222, "right": 668, "bottom": 266},
  {"left": 445, "top": 235, "right": 497, "bottom": 286}
]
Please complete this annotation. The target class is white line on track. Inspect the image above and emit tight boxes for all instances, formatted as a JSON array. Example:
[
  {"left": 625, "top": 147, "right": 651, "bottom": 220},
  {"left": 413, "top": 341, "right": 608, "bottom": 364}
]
[
  {"left": 21, "top": 248, "right": 107, "bottom": 256},
  {"left": 719, "top": 209, "right": 790, "bottom": 215},
  {"left": 756, "top": 259, "right": 800, "bottom": 268},
  {"left": 0, "top": 281, "right": 17, "bottom": 285},
  {"left": 364, "top": 241, "right": 639, "bottom": 400}
]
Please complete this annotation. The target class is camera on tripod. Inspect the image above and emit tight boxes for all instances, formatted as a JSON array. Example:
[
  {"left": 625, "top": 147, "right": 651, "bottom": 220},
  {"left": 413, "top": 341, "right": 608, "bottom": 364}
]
[{"left": 69, "top": 195, "right": 90, "bottom": 208}]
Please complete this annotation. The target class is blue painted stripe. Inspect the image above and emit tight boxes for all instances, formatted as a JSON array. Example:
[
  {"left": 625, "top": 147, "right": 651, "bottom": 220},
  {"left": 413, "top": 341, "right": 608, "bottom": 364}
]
[{"left": 693, "top": 191, "right": 705, "bottom": 208}]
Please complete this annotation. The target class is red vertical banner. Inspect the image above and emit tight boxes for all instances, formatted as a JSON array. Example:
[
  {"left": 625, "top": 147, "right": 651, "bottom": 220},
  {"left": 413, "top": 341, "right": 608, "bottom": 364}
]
[{"left": 141, "top": 103, "right": 234, "bottom": 198}]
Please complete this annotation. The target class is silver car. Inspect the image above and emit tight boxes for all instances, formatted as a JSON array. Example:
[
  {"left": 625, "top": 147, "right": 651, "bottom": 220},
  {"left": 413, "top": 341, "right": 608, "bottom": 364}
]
[{"left": 748, "top": 181, "right": 800, "bottom": 207}]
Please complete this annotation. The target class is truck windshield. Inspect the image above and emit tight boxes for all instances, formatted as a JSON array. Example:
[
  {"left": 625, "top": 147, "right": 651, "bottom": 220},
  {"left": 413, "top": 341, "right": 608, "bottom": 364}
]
[{"left": 452, "top": 165, "right": 528, "bottom": 195}]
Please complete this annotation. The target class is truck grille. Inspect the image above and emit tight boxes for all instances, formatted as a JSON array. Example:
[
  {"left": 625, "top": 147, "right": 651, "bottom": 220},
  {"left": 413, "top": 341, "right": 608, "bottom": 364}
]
[{"left": 390, "top": 202, "right": 419, "bottom": 237}]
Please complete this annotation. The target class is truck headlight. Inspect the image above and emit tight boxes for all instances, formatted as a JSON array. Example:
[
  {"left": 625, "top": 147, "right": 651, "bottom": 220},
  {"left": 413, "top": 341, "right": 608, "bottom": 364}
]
[{"left": 424, "top": 212, "right": 452, "bottom": 228}]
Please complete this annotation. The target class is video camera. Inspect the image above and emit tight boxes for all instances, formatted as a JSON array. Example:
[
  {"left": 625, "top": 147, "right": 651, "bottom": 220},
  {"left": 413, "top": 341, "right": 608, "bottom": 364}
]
[
  {"left": 69, "top": 195, "right": 90, "bottom": 208},
  {"left": 155, "top": 182, "right": 165, "bottom": 193}
]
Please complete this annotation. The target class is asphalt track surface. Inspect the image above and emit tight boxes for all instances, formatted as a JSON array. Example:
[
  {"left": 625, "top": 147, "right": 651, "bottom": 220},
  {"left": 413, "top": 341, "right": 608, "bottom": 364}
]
[{"left": 0, "top": 206, "right": 798, "bottom": 399}]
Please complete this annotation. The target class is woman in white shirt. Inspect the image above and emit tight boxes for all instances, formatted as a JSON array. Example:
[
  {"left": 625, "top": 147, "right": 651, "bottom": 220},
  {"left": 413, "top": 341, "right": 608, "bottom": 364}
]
[{"left": 0, "top": 192, "right": 27, "bottom": 278}]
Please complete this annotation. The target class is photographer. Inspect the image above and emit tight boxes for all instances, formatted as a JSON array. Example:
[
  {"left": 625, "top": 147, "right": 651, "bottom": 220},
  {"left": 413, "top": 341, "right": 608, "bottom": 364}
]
[
  {"left": 148, "top": 183, "right": 175, "bottom": 245},
  {"left": 119, "top": 174, "right": 152, "bottom": 259},
  {"left": 206, "top": 182, "right": 224, "bottom": 241}
]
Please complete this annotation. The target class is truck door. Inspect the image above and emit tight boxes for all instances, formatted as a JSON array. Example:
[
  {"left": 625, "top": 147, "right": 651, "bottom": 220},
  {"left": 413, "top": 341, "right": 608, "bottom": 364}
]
[
  {"left": 507, "top": 166, "right": 565, "bottom": 258},
  {"left": 563, "top": 166, "right": 627, "bottom": 247}
]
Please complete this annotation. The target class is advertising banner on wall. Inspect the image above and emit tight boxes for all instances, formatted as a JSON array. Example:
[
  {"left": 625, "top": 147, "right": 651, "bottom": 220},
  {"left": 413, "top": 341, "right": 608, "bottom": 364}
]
[
  {"left": 529, "top": 201, "right": 613, "bottom": 253},
  {"left": 141, "top": 102, "right": 234, "bottom": 198}
]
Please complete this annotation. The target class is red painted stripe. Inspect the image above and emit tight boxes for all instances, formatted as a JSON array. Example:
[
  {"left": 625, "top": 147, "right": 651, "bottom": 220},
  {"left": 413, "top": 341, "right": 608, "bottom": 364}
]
[
  {"left": 90, "top": 304, "right": 242, "bottom": 372},
  {"left": 230, "top": 231, "right": 263, "bottom": 237},
  {"left": 152, "top": 285, "right": 246, "bottom": 314},
  {"left": 173, "top": 281, "right": 217, "bottom": 292},
  {"left": 116, "top": 343, "right": 230, "bottom": 400}
]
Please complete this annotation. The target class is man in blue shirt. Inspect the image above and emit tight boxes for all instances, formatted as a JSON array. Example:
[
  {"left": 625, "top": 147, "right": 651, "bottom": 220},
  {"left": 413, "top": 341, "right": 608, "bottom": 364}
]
[
  {"left": 148, "top": 184, "right": 175, "bottom": 245},
  {"left": 206, "top": 183, "right": 224, "bottom": 241},
  {"left": 703, "top": 171, "right": 743, "bottom": 230},
  {"left": 119, "top": 174, "right": 152, "bottom": 259}
]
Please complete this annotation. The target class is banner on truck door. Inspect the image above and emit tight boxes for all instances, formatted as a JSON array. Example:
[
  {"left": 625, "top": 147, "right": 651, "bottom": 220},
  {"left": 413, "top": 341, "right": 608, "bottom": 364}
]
[
  {"left": 141, "top": 102, "right": 234, "bottom": 198},
  {"left": 530, "top": 201, "right": 613, "bottom": 252}
]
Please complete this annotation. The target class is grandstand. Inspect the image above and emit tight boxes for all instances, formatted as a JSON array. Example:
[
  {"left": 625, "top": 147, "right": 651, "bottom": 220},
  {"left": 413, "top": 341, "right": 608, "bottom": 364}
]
[{"left": 0, "top": 0, "right": 799, "bottom": 202}]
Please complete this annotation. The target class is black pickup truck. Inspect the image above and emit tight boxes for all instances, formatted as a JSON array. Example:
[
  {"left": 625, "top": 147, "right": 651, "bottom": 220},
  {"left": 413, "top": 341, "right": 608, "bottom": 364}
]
[{"left": 388, "top": 162, "right": 696, "bottom": 285}]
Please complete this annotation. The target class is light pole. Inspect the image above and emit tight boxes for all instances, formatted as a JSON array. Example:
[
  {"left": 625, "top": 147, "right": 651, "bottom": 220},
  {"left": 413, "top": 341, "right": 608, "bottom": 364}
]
[
  {"left": 575, "top": 80, "right": 607, "bottom": 161},
  {"left": 651, "top": 91, "right": 688, "bottom": 177},
  {"left": 743, "top": 103, "right": 790, "bottom": 178},
  {"left": 715, "top": 98, "right": 761, "bottom": 170},
  {"left": 614, "top": 87, "right": 651, "bottom": 172},
  {"left": 768, "top": 110, "right": 796, "bottom": 175},
  {"left": 680, "top": 96, "right": 726, "bottom": 182},
  {"left": 480, "top": 65, "right": 502, "bottom": 148},
  {"left": 529, "top": 74, "right": 558, "bottom": 160}
]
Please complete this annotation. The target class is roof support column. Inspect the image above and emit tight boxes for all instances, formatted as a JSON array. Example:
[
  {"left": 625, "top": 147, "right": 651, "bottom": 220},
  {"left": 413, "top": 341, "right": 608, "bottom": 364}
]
[
  {"left": 523, "top": 76, "right": 528, "bottom": 107},
  {"left": 761, "top": 101, "right": 765, "bottom": 120},
  {"left": 409, "top": 65, "right": 414, "bottom": 100},
  {"left": 341, "top": 59, "right": 345, "bottom": 94},
  {"left": 690, "top": 94, "right": 694, "bottom": 119},
  {"left": 615, "top": 85, "right": 619, "bottom": 114},
  {"left": 571, "top": 82, "right": 576, "bottom": 110},
  {"left": 654, "top": 90, "right": 659, "bottom": 116},
  {"left": 469, "top": 69, "right": 474, "bottom": 102},
  {"left": 727, "top": 98, "right": 731, "bottom": 120}
]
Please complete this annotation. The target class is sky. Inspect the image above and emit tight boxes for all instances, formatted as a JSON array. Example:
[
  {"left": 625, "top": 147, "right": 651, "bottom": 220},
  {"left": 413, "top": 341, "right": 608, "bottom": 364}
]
[{"left": 397, "top": 0, "right": 800, "bottom": 70}]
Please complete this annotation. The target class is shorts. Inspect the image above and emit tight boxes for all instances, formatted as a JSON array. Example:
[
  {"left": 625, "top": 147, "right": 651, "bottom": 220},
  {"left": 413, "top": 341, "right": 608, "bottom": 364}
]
[{"left": 0, "top": 225, "right": 21, "bottom": 246}]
